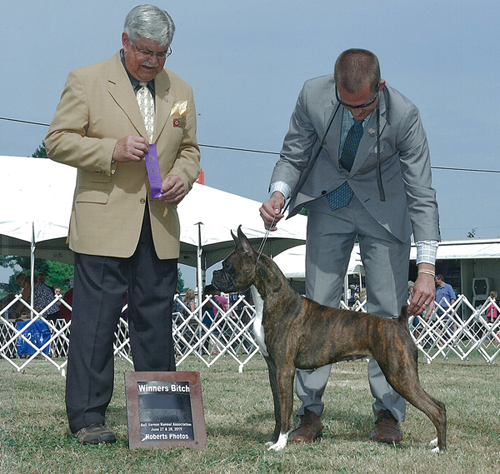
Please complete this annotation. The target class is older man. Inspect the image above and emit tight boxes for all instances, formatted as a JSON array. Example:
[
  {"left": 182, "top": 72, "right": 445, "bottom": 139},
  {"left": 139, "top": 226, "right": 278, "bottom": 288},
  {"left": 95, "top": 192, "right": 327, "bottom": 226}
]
[
  {"left": 260, "top": 49, "right": 440, "bottom": 444},
  {"left": 46, "top": 5, "right": 200, "bottom": 444}
]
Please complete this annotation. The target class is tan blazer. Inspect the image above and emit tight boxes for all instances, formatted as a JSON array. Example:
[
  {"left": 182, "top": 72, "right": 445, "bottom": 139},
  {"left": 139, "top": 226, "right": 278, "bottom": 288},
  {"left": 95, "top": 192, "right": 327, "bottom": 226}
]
[{"left": 46, "top": 51, "right": 201, "bottom": 259}]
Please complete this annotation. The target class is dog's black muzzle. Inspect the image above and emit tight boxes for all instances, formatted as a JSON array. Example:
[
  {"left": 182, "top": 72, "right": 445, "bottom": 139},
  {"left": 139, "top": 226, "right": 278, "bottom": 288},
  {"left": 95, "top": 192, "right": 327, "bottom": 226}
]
[{"left": 212, "top": 269, "right": 236, "bottom": 293}]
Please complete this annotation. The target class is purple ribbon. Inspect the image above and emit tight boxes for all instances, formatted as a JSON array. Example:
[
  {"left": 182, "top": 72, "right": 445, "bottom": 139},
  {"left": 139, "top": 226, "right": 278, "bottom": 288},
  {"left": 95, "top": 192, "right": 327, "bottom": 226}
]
[{"left": 145, "top": 144, "right": 163, "bottom": 199}]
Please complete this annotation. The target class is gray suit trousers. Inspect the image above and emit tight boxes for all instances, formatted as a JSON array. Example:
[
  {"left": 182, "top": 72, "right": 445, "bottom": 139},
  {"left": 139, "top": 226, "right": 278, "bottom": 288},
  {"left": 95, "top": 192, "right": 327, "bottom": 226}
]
[{"left": 296, "top": 194, "right": 410, "bottom": 422}]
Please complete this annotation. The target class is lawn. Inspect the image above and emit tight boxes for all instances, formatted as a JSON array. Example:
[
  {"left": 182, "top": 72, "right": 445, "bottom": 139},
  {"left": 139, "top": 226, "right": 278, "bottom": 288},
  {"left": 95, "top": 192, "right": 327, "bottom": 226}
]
[{"left": 0, "top": 353, "right": 499, "bottom": 473}]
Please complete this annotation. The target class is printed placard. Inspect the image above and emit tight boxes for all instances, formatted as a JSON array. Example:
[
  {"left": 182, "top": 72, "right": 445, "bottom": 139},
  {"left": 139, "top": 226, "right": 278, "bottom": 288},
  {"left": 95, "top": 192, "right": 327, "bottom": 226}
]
[{"left": 125, "top": 371, "right": 207, "bottom": 450}]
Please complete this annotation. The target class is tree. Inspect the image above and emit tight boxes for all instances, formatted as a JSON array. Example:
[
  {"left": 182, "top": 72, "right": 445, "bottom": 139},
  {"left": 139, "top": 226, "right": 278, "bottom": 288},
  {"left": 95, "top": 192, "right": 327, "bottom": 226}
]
[
  {"left": 1, "top": 254, "right": 185, "bottom": 296},
  {"left": 177, "top": 269, "right": 185, "bottom": 293},
  {"left": 0, "top": 256, "right": 74, "bottom": 295},
  {"left": 32, "top": 140, "right": 48, "bottom": 158},
  {"left": 467, "top": 228, "right": 477, "bottom": 238}
]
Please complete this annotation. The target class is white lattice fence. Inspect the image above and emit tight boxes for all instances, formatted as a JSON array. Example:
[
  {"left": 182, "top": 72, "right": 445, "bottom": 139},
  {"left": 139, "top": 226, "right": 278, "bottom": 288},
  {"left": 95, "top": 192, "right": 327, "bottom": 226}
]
[{"left": 1, "top": 293, "right": 499, "bottom": 375}]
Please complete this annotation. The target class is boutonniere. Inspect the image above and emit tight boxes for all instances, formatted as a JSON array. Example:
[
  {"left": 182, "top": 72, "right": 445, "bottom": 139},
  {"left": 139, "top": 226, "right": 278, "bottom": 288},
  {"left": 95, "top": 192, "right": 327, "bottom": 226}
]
[{"left": 170, "top": 101, "right": 190, "bottom": 127}]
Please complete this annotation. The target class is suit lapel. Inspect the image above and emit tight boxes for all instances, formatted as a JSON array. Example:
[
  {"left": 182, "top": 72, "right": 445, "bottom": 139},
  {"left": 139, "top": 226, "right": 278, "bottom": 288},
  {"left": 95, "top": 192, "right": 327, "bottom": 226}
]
[
  {"left": 324, "top": 103, "right": 343, "bottom": 170},
  {"left": 107, "top": 52, "right": 147, "bottom": 138},
  {"left": 349, "top": 94, "right": 388, "bottom": 176},
  {"left": 154, "top": 69, "right": 173, "bottom": 142}
]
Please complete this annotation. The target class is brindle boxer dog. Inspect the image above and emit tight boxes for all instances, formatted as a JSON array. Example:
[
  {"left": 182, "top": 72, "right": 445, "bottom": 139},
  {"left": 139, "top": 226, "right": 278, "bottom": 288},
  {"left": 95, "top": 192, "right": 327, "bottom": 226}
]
[{"left": 212, "top": 226, "right": 446, "bottom": 452}]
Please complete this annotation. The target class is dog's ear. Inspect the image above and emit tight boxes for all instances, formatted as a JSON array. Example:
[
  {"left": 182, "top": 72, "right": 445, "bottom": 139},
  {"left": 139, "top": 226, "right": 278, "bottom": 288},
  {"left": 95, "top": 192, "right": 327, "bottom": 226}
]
[
  {"left": 235, "top": 225, "right": 257, "bottom": 259},
  {"left": 231, "top": 229, "right": 238, "bottom": 246}
]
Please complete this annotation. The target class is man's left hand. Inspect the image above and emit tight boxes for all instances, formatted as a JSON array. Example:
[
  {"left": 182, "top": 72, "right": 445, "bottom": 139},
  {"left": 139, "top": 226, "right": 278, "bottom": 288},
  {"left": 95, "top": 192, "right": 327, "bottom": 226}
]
[
  {"left": 159, "top": 175, "right": 186, "bottom": 203},
  {"left": 408, "top": 268, "right": 435, "bottom": 316}
]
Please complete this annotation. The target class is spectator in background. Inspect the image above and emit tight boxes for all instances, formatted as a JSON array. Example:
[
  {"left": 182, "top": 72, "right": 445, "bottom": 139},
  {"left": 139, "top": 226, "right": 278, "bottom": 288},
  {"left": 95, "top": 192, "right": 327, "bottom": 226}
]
[
  {"left": 173, "top": 292, "right": 184, "bottom": 319},
  {"left": 434, "top": 274, "right": 457, "bottom": 340},
  {"left": 13, "top": 272, "right": 31, "bottom": 319},
  {"left": 434, "top": 275, "right": 456, "bottom": 313},
  {"left": 0, "top": 293, "right": 17, "bottom": 320},
  {"left": 34, "top": 273, "right": 60, "bottom": 321},
  {"left": 202, "top": 285, "right": 216, "bottom": 328},
  {"left": 183, "top": 288, "right": 196, "bottom": 315},
  {"left": 59, "top": 282, "right": 74, "bottom": 323},
  {"left": 37, "top": 273, "right": 53, "bottom": 292},
  {"left": 486, "top": 291, "right": 498, "bottom": 325},
  {"left": 211, "top": 287, "right": 228, "bottom": 320}
]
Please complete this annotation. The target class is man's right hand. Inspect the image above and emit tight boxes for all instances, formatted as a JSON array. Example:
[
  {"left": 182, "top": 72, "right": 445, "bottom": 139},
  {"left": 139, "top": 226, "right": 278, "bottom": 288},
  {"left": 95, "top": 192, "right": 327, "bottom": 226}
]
[
  {"left": 259, "top": 191, "right": 285, "bottom": 231},
  {"left": 112, "top": 135, "right": 149, "bottom": 162}
]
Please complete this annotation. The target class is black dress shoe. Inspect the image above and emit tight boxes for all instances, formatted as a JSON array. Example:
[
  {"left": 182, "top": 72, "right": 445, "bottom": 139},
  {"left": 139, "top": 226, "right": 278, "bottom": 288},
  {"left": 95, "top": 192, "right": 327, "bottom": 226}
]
[
  {"left": 370, "top": 409, "right": 402, "bottom": 444},
  {"left": 73, "top": 423, "right": 117, "bottom": 445},
  {"left": 288, "top": 408, "right": 323, "bottom": 443}
]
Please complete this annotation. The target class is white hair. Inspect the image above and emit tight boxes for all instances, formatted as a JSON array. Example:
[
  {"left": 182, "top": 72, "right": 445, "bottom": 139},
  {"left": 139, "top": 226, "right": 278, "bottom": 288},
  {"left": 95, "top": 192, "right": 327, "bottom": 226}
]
[{"left": 124, "top": 4, "right": 175, "bottom": 47}]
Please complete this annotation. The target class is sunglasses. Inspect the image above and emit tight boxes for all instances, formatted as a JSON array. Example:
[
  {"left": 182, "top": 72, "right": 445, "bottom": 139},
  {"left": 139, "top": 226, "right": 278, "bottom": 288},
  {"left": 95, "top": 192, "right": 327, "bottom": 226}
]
[{"left": 335, "top": 85, "right": 379, "bottom": 109}]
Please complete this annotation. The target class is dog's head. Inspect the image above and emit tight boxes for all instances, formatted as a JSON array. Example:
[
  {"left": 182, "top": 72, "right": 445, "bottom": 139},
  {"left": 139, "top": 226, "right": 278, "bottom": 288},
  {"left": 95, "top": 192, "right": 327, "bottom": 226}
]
[{"left": 212, "top": 226, "right": 259, "bottom": 293}]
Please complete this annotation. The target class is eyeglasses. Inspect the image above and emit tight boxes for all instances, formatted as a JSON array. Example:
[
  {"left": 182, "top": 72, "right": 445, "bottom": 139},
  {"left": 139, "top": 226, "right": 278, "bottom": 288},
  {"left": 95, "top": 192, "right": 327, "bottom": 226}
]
[
  {"left": 335, "top": 85, "right": 379, "bottom": 109},
  {"left": 131, "top": 40, "right": 172, "bottom": 60}
]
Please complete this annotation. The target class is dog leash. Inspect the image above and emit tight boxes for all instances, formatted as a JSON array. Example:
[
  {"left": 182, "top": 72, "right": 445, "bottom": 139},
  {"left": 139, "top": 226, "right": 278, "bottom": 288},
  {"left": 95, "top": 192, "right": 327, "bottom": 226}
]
[{"left": 256, "top": 213, "right": 277, "bottom": 263}]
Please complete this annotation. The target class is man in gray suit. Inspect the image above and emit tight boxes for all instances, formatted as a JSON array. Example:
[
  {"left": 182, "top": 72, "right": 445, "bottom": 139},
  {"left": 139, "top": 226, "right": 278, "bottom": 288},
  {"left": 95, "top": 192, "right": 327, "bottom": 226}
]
[{"left": 260, "top": 49, "right": 440, "bottom": 444}]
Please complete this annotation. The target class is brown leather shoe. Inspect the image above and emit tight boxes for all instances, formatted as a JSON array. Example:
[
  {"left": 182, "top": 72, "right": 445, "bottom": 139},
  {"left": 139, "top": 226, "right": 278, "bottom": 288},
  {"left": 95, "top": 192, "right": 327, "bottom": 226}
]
[
  {"left": 370, "top": 409, "right": 402, "bottom": 444},
  {"left": 288, "top": 408, "right": 323, "bottom": 443},
  {"left": 73, "top": 423, "right": 117, "bottom": 445}
]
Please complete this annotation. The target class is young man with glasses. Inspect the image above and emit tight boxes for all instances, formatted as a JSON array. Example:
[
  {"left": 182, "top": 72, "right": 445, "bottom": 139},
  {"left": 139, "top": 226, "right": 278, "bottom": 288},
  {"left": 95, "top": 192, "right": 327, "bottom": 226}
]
[
  {"left": 260, "top": 48, "right": 439, "bottom": 445},
  {"left": 46, "top": 5, "right": 200, "bottom": 445}
]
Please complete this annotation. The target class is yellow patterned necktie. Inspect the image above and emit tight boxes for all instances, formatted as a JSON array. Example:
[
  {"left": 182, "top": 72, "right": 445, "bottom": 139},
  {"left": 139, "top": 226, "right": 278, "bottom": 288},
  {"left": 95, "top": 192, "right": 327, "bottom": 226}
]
[{"left": 137, "top": 82, "right": 155, "bottom": 142}]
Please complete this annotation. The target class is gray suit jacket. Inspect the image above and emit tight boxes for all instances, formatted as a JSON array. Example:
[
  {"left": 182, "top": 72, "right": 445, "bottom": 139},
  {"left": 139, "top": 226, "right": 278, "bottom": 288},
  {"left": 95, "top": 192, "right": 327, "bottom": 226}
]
[{"left": 271, "top": 74, "right": 440, "bottom": 243}]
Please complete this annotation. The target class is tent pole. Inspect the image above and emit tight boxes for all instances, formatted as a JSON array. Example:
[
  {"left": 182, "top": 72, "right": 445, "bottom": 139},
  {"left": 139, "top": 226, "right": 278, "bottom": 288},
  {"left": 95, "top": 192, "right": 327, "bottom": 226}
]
[
  {"left": 196, "top": 222, "right": 204, "bottom": 316},
  {"left": 343, "top": 273, "right": 349, "bottom": 307},
  {"left": 31, "top": 222, "right": 35, "bottom": 318}
]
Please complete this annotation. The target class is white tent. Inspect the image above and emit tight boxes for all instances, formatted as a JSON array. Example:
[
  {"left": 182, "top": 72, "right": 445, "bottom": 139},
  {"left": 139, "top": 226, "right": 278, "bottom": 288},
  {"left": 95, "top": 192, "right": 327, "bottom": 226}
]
[
  {"left": 273, "top": 244, "right": 364, "bottom": 279},
  {"left": 177, "top": 183, "right": 306, "bottom": 270},
  {"left": 0, "top": 156, "right": 76, "bottom": 264},
  {"left": 0, "top": 156, "right": 306, "bottom": 290},
  {"left": 276, "top": 237, "right": 500, "bottom": 281},
  {"left": 273, "top": 244, "right": 364, "bottom": 302},
  {"left": 410, "top": 238, "right": 500, "bottom": 260}
]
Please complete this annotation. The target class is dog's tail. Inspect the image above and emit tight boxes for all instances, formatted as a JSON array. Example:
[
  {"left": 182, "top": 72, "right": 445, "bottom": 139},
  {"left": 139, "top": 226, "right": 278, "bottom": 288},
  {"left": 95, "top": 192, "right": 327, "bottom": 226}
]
[{"left": 397, "top": 305, "right": 409, "bottom": 323}]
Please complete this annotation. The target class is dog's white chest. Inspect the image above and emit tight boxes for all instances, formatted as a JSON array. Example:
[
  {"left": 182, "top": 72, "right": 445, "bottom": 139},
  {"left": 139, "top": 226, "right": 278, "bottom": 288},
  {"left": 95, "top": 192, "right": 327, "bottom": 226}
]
[{"left": 251, "top": 285, "right": 268, "bottom": 356}]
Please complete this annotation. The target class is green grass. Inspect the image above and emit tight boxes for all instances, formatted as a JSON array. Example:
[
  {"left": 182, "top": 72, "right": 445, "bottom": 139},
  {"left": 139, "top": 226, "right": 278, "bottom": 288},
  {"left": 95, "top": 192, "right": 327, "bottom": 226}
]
[{"left": 1, "top": 353, "right": 499, "bottom": 473}]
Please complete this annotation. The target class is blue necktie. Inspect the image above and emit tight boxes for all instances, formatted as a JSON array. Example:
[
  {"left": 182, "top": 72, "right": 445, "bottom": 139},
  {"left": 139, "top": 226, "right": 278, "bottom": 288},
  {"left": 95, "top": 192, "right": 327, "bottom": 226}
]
[{"left": 326, "top": 119, "right": 364, "bottom": 211}]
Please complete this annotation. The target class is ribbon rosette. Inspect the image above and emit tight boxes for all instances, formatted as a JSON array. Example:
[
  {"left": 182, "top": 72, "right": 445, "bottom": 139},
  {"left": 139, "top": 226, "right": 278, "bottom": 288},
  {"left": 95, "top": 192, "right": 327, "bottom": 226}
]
[{"left": 170, "top": 101, "right": 189, "bottom": 128}]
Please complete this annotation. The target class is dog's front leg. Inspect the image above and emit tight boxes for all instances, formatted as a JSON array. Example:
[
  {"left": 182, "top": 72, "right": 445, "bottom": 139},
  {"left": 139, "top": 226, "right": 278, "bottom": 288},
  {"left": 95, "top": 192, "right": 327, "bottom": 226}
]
[
  {"left": 263, "top": 358, "right": 282, "bottom": 446},
  {"left": 267, "top": 366, "right": 295, "bottom": 451}
]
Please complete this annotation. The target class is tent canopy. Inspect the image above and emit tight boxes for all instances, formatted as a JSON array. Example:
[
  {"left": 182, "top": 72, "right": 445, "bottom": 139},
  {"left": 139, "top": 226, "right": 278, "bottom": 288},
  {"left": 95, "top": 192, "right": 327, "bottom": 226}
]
[
  {"left": 0, "top": 156, "right": 306, "bottom": 269},
  {"left": 273, "top": 244, "right": 364, "bottom": 280}
]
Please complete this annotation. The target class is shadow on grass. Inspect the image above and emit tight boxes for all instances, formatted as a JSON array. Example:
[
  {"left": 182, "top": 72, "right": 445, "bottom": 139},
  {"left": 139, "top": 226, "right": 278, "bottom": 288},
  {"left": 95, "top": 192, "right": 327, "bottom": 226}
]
[{"left": 200, "top": 408, "right": 374, "bottom": 445}]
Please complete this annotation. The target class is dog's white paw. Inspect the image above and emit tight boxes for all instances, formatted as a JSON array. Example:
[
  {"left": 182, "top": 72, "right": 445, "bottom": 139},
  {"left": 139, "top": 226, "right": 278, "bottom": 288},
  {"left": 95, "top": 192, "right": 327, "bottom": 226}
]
[
  {"left": 267, "top": 432, "right": 288, "bottom": 451},
  {"left": 429, "top": 438, "right": 441, "bottom": 453}
]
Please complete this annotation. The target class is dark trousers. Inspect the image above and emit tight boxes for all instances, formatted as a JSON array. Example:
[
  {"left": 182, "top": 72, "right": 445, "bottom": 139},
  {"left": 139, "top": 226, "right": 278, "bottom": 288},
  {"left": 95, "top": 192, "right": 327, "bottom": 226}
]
[{"left": 66, "top": 210, "right": 178, "bottom": 433}]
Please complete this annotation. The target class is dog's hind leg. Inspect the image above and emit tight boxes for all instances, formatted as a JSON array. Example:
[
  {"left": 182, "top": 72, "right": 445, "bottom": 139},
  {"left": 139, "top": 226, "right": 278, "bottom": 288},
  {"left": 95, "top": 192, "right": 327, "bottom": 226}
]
[
  {"left": 403, "top": 388, "right": 446, "bottom": 453},
  {"left": 384, "top": 364, "right": 446, "bottom": 452}
]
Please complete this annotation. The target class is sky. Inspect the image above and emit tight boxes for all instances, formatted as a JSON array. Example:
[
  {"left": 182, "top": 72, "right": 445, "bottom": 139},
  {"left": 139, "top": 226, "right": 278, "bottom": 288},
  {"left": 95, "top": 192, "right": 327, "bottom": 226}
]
[{"left": 2, "top": 0, "right": 500, "bottom": 287}]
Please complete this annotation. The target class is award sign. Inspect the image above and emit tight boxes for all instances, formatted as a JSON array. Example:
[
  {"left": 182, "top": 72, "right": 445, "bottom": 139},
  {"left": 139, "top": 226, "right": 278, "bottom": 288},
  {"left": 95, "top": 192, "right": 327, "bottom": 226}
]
[
  {"left": 125, "top": 371, "right": 207, "bottom": 450},
  {"left": 145, "top": 144, "right": 163, "bottom": 199}
]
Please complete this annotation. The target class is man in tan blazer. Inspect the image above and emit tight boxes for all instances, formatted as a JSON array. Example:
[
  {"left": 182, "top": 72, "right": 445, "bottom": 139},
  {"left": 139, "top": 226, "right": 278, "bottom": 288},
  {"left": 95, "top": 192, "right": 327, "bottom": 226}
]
[{"left": 46, "top": 5, "right": 200, "bottom": 445}]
